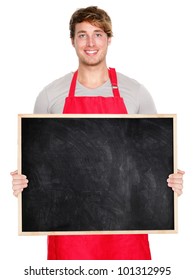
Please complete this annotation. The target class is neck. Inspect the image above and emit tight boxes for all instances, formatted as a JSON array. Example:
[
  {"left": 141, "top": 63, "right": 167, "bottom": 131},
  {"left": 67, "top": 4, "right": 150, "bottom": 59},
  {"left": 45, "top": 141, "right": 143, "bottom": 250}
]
[{"left": 77, "top": 65, "right": 109, "bottom": 89}]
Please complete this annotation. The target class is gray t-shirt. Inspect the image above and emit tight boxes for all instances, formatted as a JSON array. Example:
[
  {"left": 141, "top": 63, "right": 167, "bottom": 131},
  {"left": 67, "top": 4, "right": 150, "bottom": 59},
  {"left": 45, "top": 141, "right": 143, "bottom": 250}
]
[{"left": 33, "top": 72, "right": 157, "bottom": 114}]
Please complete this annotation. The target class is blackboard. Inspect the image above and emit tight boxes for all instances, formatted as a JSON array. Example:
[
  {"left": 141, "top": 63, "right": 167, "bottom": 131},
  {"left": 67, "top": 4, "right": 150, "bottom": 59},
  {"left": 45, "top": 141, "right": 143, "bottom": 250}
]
[{"left": 18, "top": 114, "right": 177, "bottom": 235}]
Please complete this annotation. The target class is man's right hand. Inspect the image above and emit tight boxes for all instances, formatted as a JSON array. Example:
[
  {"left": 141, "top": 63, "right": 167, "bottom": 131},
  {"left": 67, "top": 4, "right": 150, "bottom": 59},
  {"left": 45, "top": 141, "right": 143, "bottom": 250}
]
[{"left": 10, "top": 170, "right": 28, "bottom": 197}]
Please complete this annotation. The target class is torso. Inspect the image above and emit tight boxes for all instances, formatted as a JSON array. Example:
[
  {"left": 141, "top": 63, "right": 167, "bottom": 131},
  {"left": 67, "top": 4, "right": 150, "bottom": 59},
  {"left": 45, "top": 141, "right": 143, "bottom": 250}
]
[{"left": 33, "top": 71, "right": 157, "bottom": 114}]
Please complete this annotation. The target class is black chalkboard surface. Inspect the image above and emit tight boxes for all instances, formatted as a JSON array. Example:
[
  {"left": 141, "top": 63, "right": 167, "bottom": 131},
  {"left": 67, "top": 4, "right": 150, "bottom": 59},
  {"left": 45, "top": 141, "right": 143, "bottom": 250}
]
[{"left": 18, "top": 114, "right": 177, "bottom": 235}]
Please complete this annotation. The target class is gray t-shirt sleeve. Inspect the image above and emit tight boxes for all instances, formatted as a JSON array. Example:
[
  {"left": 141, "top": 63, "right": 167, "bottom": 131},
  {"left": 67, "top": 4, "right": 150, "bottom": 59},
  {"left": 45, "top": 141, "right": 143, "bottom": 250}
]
[
  {"left": 33, "top": 88, "right": 49, "bottom": 114},
  {"left": 137, "top": 84, "right": 157, "bottom": 114},
  {"left": 33, "top": 73, "right": 72, "bottom": 114},
  {"left": 117, "top": 72, "right": 157, "bottom": 114}
]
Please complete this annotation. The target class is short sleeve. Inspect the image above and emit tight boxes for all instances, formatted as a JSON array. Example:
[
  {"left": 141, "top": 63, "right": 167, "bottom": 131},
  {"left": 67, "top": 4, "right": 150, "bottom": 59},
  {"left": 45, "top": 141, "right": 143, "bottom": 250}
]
[
  {"left": 33, "top": 88, "right": 50, "bottom": 114},
  {"left": 137, "top": 85, "right": 157, "bottom": 114}
]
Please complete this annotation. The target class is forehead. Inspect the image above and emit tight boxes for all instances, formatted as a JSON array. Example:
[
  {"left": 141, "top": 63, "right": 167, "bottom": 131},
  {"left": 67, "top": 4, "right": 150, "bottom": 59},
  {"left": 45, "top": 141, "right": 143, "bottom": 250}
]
[{"left": 75, "top": 21, "right": 105, "bottom": 33}]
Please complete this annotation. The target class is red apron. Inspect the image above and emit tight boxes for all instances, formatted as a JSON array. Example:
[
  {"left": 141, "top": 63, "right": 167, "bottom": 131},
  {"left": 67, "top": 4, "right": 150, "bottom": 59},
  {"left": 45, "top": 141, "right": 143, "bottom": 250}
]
[{"left": 47, "top": 68, "right": 151, "bottom": 260}]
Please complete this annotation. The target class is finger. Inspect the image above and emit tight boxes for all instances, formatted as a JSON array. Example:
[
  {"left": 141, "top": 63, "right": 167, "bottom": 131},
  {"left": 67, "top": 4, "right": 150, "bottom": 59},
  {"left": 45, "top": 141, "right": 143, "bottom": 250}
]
[
  {"left": 12, "top": 179, "right": 28, "bottom": 189},
  {"left": 12, "top": 176, "right": 28, "bottom": 188},
  {"left": 168, "top": 173, "right": 184, "bottom": 179},
  {"left": 171, "top": 187, "right": 183, "bottom": 196},
  {"left": 177, "top": 169, "right": 185, "bottom": 175},
  {"left": 167, "top": 178, "right": 183, "bottom": 186},
  {"left": 10, "top": 170, "right": 18, "bottom": 176},
  {"left": 167, "top": 174, "right": 183, "bottom": 182},
  {"left": 12, "top": 176, "right": 28, "bottom": 184},
  {"left": 167, "top": 180, "right": 183, "bottom": 187},
  {"left": 167, "top": 182, "right": 183, "bottom": 190},
  {"left": 12, "top": 181, "right": 28, "bottom": 188},
  {"left": 12, "top": 182, "right": 28, "bottom": 191},
  {"left": 13, "top": 189, "right": 24, "bottom": 197},
  {"left": 12, "top": 174, "right": 27, "bottom": 179}
]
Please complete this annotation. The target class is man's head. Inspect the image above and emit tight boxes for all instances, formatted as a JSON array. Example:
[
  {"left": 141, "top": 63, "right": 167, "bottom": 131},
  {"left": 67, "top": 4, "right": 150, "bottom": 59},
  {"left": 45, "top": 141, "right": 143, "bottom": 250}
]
[{"left": 69, "top": 6, "right": 113, "bottom": 39}]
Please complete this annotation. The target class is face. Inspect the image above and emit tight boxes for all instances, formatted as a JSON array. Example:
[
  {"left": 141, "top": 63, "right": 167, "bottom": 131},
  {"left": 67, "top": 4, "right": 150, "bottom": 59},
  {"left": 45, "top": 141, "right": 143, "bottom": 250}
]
[{"left": 72, "top": 21, "right": 111, "bottom": 67}]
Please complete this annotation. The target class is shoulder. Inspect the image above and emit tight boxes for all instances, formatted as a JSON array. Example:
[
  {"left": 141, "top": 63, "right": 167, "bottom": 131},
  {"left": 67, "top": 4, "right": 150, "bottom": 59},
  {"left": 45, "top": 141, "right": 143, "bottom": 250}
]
[
  {"left": 38, "top": 72, "right": 73, "bottom": 104},
  {"left": 116, "top": 71, "right": 144, "bottom": 92},
  {"left": 43, "top": 72, "right": 73, "bottom": 94},
  {"left": 33, "top": 72, "right": 73, "bottom": 114},
  {"left": 116, "top": 71, "right": 150, "bottom": 97},
  {"left": 116, "top": 71, "right": 157, "bottom": 114},
  {"left": 116, "top": 71, "right": 151, "bottom": 100}
]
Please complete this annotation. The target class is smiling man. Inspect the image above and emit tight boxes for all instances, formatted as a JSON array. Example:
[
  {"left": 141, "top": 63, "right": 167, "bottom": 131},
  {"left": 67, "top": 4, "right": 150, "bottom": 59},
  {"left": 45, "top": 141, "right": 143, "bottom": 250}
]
[
  {"left": 11, "top": 6, "right": 184, "bottom": 260},
  {"left": 73, "top": 22, "right": 111, "bottom": 67}
]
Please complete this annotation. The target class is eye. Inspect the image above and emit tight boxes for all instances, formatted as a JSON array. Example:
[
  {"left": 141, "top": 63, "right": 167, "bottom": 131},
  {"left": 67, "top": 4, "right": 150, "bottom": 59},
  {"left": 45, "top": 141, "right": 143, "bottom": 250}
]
[
  {"left": 95, "top": 33, "right": 102, "bottom": 37},
  {"left": 78, "top": 34, "right": 86, "bottom": 39}
]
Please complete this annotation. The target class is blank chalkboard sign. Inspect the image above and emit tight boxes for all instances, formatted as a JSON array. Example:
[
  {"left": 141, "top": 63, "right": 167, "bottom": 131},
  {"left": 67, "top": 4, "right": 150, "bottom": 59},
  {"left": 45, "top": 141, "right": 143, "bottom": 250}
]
[{"left": 18, "top": 114, "right": 177, "bottom": 235}]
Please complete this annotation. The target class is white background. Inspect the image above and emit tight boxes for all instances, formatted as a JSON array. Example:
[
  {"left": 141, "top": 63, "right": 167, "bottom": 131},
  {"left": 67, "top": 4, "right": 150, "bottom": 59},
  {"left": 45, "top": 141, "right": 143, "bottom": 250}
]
[{"left": 0, "top": 0, "right": 194, "bottom": 279}]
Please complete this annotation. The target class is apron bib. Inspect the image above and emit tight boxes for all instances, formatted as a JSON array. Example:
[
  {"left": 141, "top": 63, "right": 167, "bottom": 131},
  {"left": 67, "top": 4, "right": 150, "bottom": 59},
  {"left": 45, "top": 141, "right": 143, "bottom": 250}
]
[
  {"left": 48, "top": 68, "right": 151, "bottom": 260},
  {"left": 62, "top": 67, "right": 128, "bottom": 114}
]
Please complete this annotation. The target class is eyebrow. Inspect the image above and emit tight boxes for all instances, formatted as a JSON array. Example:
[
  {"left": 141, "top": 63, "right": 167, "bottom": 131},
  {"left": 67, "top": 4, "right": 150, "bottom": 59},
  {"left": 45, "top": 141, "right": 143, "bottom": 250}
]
[{"left": 76, "top": 29, "right": 105, "bottom": 34}]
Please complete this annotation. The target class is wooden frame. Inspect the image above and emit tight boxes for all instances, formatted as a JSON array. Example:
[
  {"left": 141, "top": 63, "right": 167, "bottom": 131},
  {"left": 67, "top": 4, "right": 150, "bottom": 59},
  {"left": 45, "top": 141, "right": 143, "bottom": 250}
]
[{"left": 18, "top": 114, "right": 177, "bottom": 235}]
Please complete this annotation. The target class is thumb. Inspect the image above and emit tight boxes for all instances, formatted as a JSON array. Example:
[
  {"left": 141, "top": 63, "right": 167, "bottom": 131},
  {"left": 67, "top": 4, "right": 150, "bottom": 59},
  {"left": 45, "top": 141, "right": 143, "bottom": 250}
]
[
  {"left": 10, "top": 170, "right": 18, "bottom": 176},
  {"left": 177, "top": 169, "right": 185, "bottom": 175}
]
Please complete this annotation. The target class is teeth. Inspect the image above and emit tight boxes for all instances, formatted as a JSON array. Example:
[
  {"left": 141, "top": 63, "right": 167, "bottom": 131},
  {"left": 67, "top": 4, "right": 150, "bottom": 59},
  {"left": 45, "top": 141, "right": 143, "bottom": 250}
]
[{"left": 86, "top": 50, "right": 97, "bottom": 54}]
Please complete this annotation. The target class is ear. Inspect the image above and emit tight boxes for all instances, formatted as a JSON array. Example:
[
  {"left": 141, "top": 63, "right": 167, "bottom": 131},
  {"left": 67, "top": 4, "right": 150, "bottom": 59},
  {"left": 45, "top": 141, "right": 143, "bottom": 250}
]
[
  {"left": 71, "top": 38, "right": 75, "bottom": 47},
  {"left": 108, "top": 37, "right": 112, "bottom": 46}
]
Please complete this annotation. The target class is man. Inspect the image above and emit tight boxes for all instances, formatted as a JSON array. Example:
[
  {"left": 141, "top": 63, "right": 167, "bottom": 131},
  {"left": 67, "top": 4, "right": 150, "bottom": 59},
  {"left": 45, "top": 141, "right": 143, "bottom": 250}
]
[{"left": 11, "top": 6, "right": 184, "bottom": 260}]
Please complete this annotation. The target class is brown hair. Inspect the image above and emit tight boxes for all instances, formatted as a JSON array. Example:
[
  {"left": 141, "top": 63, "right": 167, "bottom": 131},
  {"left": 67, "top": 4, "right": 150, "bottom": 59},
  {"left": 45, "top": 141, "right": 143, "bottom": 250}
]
[{"left": 69, "top": 6, "right": 113, "bottom": 38}]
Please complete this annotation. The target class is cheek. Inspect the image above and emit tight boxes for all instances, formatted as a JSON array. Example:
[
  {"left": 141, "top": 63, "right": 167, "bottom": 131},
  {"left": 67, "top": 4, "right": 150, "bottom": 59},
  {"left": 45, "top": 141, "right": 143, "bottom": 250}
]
[
  {"left": 99, "top": 38, "right": 110, "bottom": 47},
  {"left": 74, "top": 41, "right": 86, "bottom": 50}
]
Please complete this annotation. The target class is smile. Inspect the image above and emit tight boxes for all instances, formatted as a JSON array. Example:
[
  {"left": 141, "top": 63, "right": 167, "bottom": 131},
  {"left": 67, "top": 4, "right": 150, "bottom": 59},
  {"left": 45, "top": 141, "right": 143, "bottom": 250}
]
[{"left": 85, "top": 50, "right": 98, "bottom": 55}]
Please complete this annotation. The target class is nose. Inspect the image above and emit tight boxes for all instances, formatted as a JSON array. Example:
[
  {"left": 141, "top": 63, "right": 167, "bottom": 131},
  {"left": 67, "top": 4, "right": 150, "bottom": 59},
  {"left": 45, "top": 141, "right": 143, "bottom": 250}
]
[{"left": 86, "top": 35, "right": 95, "bottom": 47}]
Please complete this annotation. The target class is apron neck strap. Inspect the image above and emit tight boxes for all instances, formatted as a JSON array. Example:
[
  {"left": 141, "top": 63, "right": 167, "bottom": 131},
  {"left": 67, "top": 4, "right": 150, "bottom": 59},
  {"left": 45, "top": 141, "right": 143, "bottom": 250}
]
[
  {"left": 68, "top": 68, "right": 120, "bottom": 97},
  {"left": 108, "top": 67, "right": 120, "bottom": 97},
  {"left": 69, "top": 70, "right": 78, "bottom": 97}
]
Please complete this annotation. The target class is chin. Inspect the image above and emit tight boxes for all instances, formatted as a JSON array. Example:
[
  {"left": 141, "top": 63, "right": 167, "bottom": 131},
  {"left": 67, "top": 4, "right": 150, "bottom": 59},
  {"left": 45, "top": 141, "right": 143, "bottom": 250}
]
[{"left": 83, "top": 59, "right": 103, "bottom": 67}]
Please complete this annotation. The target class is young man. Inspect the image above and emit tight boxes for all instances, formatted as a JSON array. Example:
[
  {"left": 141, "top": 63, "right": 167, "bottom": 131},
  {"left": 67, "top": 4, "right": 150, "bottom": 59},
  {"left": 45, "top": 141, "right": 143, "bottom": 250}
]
[{"left": 11, "top": 6, "right": 184, "bottom": 260}]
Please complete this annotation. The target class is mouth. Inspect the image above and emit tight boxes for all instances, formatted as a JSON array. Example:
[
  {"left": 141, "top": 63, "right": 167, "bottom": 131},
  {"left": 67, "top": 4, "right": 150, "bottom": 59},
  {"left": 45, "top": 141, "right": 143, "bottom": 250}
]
[{"left": 84, "top": 50, "right": 98, "bottom": 56}]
